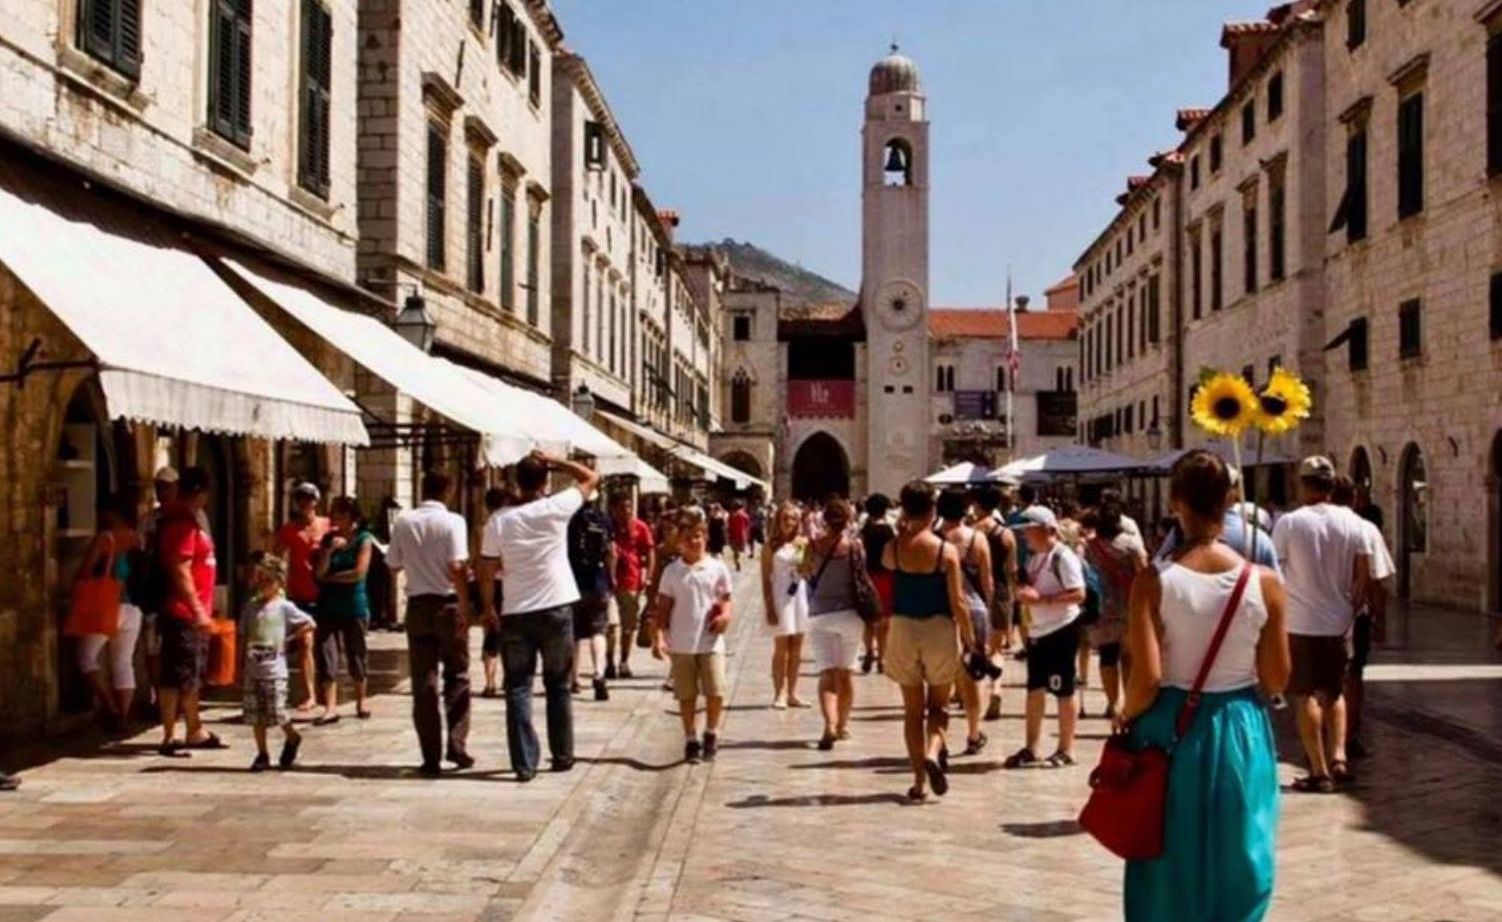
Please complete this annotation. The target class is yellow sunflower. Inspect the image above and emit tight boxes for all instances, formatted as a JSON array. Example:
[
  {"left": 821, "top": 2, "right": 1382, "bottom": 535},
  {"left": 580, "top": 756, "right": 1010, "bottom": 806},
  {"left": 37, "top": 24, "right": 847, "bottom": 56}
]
[
  {"left": 1191, "top": 372, "right": 1260, "bottom": 437},
  {"left": 1255, "top": 367, "right": 1313, "bottom": 435}
]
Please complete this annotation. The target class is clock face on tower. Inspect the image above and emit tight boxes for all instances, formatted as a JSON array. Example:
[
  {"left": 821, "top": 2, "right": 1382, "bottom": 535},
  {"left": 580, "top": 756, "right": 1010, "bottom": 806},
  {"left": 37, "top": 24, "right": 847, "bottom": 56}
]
[{"left": 875, "top": 279, "right": 924, "bottom": 333}]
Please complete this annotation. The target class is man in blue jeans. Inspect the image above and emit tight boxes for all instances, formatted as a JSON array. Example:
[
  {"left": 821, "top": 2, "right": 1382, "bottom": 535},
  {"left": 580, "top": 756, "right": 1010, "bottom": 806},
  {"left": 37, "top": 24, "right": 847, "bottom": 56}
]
[{"left": 479, "top": 451, "right": 599, "bottom": 781}]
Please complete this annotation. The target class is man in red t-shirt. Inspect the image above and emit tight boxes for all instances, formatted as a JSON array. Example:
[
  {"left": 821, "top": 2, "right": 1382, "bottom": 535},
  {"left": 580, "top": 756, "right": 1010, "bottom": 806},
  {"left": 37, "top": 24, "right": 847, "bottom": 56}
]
[
  {"left": 273, "top": 483, "right": 328, "bottom": 717},
  {"left": 727, "top": 502, "right": 751, "bottom": 571},
  {"left": 154, "top": 466, "right": 225, "bottom": 756},
  {"left": 608, "top": 494, "right": 655, "bottom": 679}
]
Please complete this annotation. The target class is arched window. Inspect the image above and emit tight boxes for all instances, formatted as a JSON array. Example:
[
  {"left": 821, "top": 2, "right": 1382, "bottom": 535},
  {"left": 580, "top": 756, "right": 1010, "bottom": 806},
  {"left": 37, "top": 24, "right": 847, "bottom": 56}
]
[
  {"left": 730, "top": 369, "right": 752, "bottom": 424},
  {"left": 883, "top": 139, "right": 913, "bottom": 187}
]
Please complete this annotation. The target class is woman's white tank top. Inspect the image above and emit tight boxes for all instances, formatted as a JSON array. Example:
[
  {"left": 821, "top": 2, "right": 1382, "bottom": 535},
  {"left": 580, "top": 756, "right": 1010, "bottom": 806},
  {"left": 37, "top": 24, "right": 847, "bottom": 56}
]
[{"left": 1156, "top": 560, "right": 1268, "bottom": 693}]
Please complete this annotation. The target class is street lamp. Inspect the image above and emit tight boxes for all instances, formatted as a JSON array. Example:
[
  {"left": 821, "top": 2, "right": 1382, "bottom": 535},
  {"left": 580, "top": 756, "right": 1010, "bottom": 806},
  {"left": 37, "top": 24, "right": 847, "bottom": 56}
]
[
  {"left": 394, "top": 291, "right": 436, "bottom": 354},
  {"left": 572, "top": 384, "right": 596, "bottom": 420}
]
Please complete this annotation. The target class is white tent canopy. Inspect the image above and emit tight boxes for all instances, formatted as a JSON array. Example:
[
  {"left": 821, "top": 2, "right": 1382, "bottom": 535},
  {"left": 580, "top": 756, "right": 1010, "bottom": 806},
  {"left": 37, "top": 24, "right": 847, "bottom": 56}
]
[
  {"left": 1145, "top": 444, "right": 1296, "bottom": 475},
  {"left": 926, "top": 462, "right": 994, "bottom": 485},
  {"left": 994, "top": 445, "right": 1146, "bottom": 481}
]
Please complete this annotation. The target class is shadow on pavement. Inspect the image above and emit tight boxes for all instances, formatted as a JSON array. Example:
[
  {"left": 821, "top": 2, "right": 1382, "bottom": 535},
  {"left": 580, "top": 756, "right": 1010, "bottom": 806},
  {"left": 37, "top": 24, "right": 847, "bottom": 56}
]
[
  {"left": 789, "top": 756, "right": 907, "bottom": 771},
  {"left": 577, "top": 756, "right": 683, "bottom": 773},
  {"left": 717, "top": 739, "right": 815, "bottom": 752},
  {"left": 726, "top": 792, "right": 913, "bottom": 809},
  {"left": 1002, "top": 819, "right": 1084, "bottom": 838},
  {"left": 140, "top": 762, "right": 527, "bottom": 782}
]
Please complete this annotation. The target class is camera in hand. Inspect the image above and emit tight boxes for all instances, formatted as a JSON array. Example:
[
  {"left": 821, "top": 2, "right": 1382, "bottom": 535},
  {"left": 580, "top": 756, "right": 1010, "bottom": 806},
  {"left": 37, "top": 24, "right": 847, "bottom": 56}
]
[{"left": 964, "top": 650, "right": 1003, "bottom": 682}]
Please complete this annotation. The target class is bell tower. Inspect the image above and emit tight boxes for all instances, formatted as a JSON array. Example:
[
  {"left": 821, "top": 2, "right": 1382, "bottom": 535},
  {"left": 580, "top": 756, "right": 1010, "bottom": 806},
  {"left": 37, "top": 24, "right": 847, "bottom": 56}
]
[{"left": 861, "top": 46, "right": 931, "bottom": 496}]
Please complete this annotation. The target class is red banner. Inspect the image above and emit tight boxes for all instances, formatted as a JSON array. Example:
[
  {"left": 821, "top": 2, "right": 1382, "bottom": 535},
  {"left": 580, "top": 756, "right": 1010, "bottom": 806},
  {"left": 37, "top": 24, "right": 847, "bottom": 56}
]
[{"left": 787, "top": 380, "right": 856, "bottom": 419}]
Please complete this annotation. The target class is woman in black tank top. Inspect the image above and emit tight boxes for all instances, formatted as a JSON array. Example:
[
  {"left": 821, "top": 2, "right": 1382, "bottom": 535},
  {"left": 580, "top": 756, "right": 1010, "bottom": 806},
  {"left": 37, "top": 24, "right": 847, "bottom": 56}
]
[{"left": 858, "top": 494, "right": 896, "bottom": 673}]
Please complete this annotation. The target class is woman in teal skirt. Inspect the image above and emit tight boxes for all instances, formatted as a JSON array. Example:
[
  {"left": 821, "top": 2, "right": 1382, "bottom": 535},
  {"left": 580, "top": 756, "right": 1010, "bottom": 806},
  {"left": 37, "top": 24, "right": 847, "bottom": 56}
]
[{"left": 1119, "top": 450, "right": 1290, "bottom": 922}]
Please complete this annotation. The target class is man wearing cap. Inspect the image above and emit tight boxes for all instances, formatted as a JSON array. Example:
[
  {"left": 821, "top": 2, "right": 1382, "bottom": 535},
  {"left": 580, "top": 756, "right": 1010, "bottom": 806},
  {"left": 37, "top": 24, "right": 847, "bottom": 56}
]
[
  {"left": 1272, "top": 456, "right": 1371, "bottom": 793},
  {"left": 274, "top": 482, "right": 329, "bottom": 719},
  {"left": 1004, "top": 505, "right": 1087, "bottom": 769},
  {"left": 155, "top": 466, "right": 225, "bottom": 756}
]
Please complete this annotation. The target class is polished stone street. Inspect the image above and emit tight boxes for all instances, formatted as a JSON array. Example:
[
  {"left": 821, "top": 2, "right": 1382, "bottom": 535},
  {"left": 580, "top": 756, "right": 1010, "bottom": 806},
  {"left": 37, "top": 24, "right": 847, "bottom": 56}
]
[{"left": 2, "top": 568, "right": 1501, "bottom": 922}]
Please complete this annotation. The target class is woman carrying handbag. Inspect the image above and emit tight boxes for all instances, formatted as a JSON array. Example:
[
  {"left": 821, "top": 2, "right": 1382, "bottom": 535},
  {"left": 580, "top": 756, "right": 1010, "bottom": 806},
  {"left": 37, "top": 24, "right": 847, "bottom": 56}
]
[
  {"left": 67, "top": 495, "right": 145, "bottom": 732},
  {"left": 1108, "top": 450, "right": 1290, "bottom": 922}
]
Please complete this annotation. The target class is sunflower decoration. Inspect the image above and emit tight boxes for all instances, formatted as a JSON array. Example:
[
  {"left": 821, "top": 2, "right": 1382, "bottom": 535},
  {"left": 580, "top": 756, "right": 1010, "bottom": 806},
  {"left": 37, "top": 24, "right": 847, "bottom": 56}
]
[
  {"left": 1255, "top": 367, "right": 1313, "bottom": 435},
  {"left": 1191, "top": 371, "right": 1260, "bottom": 437}
]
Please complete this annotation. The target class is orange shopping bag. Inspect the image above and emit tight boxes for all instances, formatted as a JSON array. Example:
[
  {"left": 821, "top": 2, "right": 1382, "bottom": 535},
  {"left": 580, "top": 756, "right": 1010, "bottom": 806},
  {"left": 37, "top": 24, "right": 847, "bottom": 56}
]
[
  {"left": 204, "top": 619, "right": 238, "bottom": 687},
  {"left": 63, "top": 573, "right": 122, "bottom": 637}
]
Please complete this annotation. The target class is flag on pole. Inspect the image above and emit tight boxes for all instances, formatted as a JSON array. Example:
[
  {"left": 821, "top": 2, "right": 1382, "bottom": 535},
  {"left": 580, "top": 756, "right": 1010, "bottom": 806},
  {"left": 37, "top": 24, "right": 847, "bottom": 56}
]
[{"left": 1004, "top": 271, "right": 1017, "bottom": 452}]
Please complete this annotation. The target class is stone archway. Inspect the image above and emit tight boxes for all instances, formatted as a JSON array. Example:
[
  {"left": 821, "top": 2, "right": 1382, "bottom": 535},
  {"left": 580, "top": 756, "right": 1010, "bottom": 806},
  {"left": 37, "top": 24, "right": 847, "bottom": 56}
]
[
  {"left": 791, "top": 432, "right": 850, "bottom": 503},
  {"left": 1397, "top": 442, "right": 1427, "bottom": 601},
  {"left": 718, "top": 450, "right": 764, "bottom": 481}
]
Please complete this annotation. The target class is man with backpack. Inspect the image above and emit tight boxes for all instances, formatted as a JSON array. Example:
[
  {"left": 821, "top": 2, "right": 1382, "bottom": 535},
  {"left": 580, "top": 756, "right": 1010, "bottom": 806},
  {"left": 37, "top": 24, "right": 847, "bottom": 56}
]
[{"left": 568, "top": 493, "right": 616, "bottom": 701}]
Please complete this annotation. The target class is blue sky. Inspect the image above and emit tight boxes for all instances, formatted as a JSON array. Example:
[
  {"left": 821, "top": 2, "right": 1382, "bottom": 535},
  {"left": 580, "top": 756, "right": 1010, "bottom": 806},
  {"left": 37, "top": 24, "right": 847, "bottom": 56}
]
[{"left": 550, "top": 0, "right": 1270, "bottom": 306}]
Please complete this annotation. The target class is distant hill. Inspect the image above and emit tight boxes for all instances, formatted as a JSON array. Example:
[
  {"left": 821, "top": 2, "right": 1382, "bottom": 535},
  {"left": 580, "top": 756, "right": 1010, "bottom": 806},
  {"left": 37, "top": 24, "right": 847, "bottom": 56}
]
[{"left": 706, "top": 238, "right": 857, "bottom": 307}]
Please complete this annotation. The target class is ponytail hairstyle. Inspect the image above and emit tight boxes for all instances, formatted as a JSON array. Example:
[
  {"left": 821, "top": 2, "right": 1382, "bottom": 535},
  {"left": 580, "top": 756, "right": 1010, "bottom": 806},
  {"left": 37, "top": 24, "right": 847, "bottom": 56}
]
[{"left": 1168, "top": 449, "right": 1232, "bottom": 527}]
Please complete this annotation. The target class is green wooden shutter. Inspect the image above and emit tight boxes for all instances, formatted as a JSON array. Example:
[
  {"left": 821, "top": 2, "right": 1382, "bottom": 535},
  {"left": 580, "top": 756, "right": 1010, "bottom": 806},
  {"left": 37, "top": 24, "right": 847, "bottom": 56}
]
[
  {"left": 426, "top": 123, "right": 447, "bottom": 271},
  {"left": 526, "top": 210, "right": 540, "bottom": 325},
  {"left": 466, "top": 157, "right": 485, "bottom": 293},
  {"left": 209, "top": 0, "right": 253, "bottom": 148},
  {"left": 298, "top": 0, "right": 332, "bottom": 196},
  {"left": 499, "top": 183, "right": 516, "bottom": 310},
  {"left": 233, "top": 1, "right": 253, "bottom": 146}
]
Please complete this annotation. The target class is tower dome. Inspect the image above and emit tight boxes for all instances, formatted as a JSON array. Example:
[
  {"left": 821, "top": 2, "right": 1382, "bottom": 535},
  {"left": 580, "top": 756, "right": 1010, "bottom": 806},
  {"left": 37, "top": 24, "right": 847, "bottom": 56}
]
[{"left": 868, "top": 46, "right": 920, "bottom": 96}]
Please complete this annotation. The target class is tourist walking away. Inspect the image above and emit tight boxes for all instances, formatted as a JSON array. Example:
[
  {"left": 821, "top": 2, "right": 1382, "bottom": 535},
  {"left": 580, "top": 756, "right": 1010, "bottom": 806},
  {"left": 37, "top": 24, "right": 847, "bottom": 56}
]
[
  {"left": 707, "top": 503, "right": 729, "bottom": 559},
  {"left": 386, "top": 471, "right": 473, "bottom": 777},
  {"left": 154, "top": 466, "right": 225, "bottom": 756},
  {"left": 652, "top": 510, "right": 735, "bottom": 764},
  {"left": 761, "top": 501, "right": 809, "bottom": 709},
  {"left": 69, "top": 493, "right": 144, "bottom": 732},
  {"left": 313, "top": 496, "right": 374, "bottom": 721},
  {"left": 936, "top": 487, "right": 995, "bottom": 755},
  {"left": 1155, "top": 466, "right": 1280, "bottom": 571},
  {"left": 240, "top": 554, "right": 314, "bottom": 772},
  {"left": 477, "top": 488, "right": 512, "bottom": 697},
  {"left": 274, "top": 483, "right": 328, "bottom": 717},
  {"left": 858, "top": 494, "right": 897, "bottom": 675},
  {"left": 567, "top": 493, "right": 615, "bottom": 701},
  {"left": 1005, "top": 484, "right": 1038, "bottom": 654},
  {"left": 727, "top": 501, "right": 751, "bottom": 571},
  {"left": 971, "top": 485, "right": 1017, "bottom": 718},
  {"left": 748, "top": 502, "right": 767, "bottom": 556},
  {"left": 881, "top": 481, "right": 973, "bottom": 800},
  {"left": 1082, "top": 494, "right": 1147, "bottom": 720},
  {"left": 802, "top": 499, "right": 873, "bottom": 749},
  {"left": 608, "top": 493, "right": 654, "bottom": 679},
  {"left": 1119, "top": 449, "right": 1290, "bottom": 922},
  {"left": 1005, "top": 504, "right": 1086, "bottom": 769},
  {"left": 1272, "top": 456, "right": 1370, "bottom": 793},
  {"left": 480, "top": 451, "right": 599, "bottom": 781},
  {"left": 1332, "top": 475, "right": 1393, "bottom": 759}
]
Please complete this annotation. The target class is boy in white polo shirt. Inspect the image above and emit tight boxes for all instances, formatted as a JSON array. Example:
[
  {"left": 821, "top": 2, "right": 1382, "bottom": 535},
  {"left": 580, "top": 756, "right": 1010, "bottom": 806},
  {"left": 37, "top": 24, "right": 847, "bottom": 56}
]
[{"left": 652, "top": 510, "right": 734, "bottom": 764}]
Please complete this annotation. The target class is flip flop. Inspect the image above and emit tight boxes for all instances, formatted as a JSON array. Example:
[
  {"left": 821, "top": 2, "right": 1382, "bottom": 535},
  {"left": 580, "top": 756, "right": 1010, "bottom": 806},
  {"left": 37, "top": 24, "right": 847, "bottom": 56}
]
[
  {"left": 313, "top": 713, "right": 341, "bottom": 727},
  {"left": 1291, "top": 774, "right": 1336, "bottom": 794},
  {"left": 1329, "top": 760, "right": 1356, "bottom": 785},
  {"left": 157, "top": 741, "right": 191, "bottom": 758},
  {"left": 185, "top": 733, "right": 227, "bottom": 750},
  {"left": 906, "top": 786, "right": 927, "bottom": 802}
]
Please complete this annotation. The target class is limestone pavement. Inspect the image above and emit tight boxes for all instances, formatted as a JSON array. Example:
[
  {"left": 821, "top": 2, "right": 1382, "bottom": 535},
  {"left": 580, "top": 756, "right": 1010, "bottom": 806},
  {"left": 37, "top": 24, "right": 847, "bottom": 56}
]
[{"left": 1, "top": 568, "right": 1500, "bottom": 922}]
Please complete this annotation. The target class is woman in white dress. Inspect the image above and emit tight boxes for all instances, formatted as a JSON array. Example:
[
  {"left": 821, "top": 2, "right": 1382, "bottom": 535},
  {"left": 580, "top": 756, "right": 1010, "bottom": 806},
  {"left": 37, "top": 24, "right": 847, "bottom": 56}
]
[{"left": 761, "top": 501, "right": 810, "bottom": 709}]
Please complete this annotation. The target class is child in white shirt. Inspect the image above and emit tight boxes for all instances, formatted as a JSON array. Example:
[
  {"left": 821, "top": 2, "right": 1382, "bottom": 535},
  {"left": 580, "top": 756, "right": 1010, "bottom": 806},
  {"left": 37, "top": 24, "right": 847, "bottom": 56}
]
[{"left": 652, "top": 512, "right": 734, "bottom": 764}]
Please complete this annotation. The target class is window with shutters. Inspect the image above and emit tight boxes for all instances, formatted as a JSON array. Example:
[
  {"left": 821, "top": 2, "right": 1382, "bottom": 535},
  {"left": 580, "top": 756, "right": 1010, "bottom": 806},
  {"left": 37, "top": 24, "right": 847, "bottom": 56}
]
[
  {"left": 425, "top": 121, "right": 448, "bottom": 271},
  {"left": 1397, "top": 92, "right": 1424, "bottom": 219},
  {"left": 528, "top": 42, "right": 541, "bottom": 107},
  {"left": 1210, "top": 226, "right": 1223, "bottom": 312},
  {"left": 1209, "top": 134, "right": 1223, "bottom": 173},
  {"left": 1347, "top": 0, "right": 1365, "bottom": 50},
  {"left": 1243, "top": 198, "right": 1258, "bottom": 295},
  {"left": 1241, "top": 101, "right": 1256, "bottom": 145},
  {"left": 730, "top": 371, "right": 752, "bottom": 424},
  {"left": 1268, "top": 72, "right": 1284, "bottom": 122},
  {"left": 1190, "top": 228, "right": 1204, "bottom": 320},
  {"left": 466, "top": 156, "right": 485, "bottom": 293},
  {"left": 469, "top": 0, "right": 484, "bottom": 29},
  {"left": 1398, "top": 299, "right": 1422, "bottom": 359},
  {"left": 584, "top": 121, "right": 606, "bottom": 171},
  {"left": 496, "top": 3, "right": 525, "bottom": 77},
  {"left": 1269, "top": 169, "right": 1286, "bottom": 281},
  {"left": 1349, "top": 317, "right": 1369, "bottom": 371},
  {"left": 1190, "top": 155, "right": 1201, "bottom": 190},
  {"left": 1148, "top": 274, "right": 1161, "bottom": 345},
  {"left": 1126, "top": 293, "right": 1136, "bottom": 360},
  {"left": 733, "top": 314, "right": 752, "bottom": 341},
  {"left": 498, "top": 178, "right": 516, "bottom": 311},
  {"left": 526, "top": 204, "right": 541, "bottom": 325},
  {"left": 208, "top": 0, "right": 254, "bottom": 149},
  {"left": 297, "top": 0, "right": 333, "bottom": 197},
  {"left": 78, "top": 0, "right": 141, "bottom": 79},
  {"left": 1115, "top": 305, "right": 1125, "bottom": 365},
  {"left": 1152, "top": 196, "right": 1161, "bottom": 230},
  {"left": 1334, "top": 127, "right": 1369, "bottom": 242},
  {"left": 1492, "top": 272, "right": 1502, "bottom": 340},
  {"left": 1490, "top": 34, "right": 1502, "bottom": 177}
]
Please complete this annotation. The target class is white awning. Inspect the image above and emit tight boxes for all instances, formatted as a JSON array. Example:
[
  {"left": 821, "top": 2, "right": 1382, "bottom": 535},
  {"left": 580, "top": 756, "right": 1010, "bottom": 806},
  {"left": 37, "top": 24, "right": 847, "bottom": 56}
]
[
  {"left": 449, "top": 365, "right": 671, "bottom": 493},
  {"left": 598, "top": 410, "right": 678, "bottom": 452},
  {"left": 221, "top": 260, "right": 537, "bottom": 465},
  {"left": 598, "top": 411, "right": 766, "bottom": 491},
  {"left": 0, "top": 167, "right": 366, "bottom": 445}
]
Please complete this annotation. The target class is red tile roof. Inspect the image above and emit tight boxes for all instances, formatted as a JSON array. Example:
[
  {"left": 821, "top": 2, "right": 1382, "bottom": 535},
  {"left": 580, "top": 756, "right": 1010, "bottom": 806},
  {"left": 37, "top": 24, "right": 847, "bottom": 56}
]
[
  {"left": 1127, "top": 175, "right": 1151, "bottom": 191},
  {"left": 1221, "top": 20, "right": 1279, "bottom": 42},
  {"left": 1176, "top": 107, "right": 1212, "bottom": 131},
  {"left": 929, "top": 309, "right": 1079, "bottom": 341}
]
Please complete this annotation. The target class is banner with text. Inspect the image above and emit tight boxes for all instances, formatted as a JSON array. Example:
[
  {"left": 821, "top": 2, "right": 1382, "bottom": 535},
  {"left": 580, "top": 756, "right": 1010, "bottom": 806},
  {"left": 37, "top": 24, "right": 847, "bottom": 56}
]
[{"left": 787, "top": 380, "right": 856, "bottom": 419}]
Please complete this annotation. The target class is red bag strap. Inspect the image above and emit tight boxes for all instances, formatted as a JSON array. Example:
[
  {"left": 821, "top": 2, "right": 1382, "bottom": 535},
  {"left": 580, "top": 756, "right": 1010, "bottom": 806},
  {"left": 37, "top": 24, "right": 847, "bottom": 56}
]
[{"left": 1175, "top": 563, "right": 1253, "bottom": 738}]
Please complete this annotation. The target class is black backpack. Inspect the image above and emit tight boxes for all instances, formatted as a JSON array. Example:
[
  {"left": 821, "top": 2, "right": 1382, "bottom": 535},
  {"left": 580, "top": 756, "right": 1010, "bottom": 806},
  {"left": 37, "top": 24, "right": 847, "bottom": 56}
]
[{"left": 568, "top": 506, "right": 612, "bottom": 589}]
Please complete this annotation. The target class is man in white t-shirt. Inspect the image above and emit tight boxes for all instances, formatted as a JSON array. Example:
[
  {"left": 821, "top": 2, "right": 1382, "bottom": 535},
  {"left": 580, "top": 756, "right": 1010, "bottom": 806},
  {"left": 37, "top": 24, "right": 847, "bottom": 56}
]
[
  {"left": 1333, "top": 475, "right": 1395, "bottom": 758},
  {"left": 1272, "top": 456, "right": 1371, "bottom": 793},
  {"left": 1004, "top": 505, "right": 1087, "bottom": 769},
  {"left": 478, "top": 451, "right": 599, "bottom": 782},
  {"left": 386, "top": 471, "right": 472, "bottom": 777}
]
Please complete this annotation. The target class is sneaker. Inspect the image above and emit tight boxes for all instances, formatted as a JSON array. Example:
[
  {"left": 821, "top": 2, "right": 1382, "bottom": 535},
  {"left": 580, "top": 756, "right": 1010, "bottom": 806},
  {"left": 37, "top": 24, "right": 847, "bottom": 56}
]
[
  {"left": 552, "top": 757, "right": 575, "bottom": 773},
  {"left": 278, "top": 729, "right": 302, "bottom": 769},
  {"left": 593, "top": 678, "right": 609, "bottom": 702},
  {"left": 604, "top": 663, "right": 618, "bottom": 680},
  {"left": 446, "top": 750, "right": 476, "bottom": 770},
  {"left": 702, "top": 732, "right": 719, "bottom": 762},
  {"left": 860, "top": 653, "right": 874, "bottom": 675},
  {"left": 684, "top": 739, "right": 703, "bottom": 764},
  {"left": 963, "top": 733, "right": 988, "bottom": 756},
  {"left": 419, "top": 762, "right": 442, "bottom": 779},
  {"left": 619, "top": 663, "right": 634, "bottom": 679},
  {"left": 249, "top": 752, "right": 271, "bottom": 773},
  {"left": 817, "top": 732, "right": 836, "bottom": 751}
]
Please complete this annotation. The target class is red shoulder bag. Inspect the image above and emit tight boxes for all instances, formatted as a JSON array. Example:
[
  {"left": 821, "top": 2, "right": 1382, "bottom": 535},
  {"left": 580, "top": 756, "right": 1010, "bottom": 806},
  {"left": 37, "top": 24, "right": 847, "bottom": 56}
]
[{"left": 1078, "top": 563, "right": 1253, "bottom": 860}]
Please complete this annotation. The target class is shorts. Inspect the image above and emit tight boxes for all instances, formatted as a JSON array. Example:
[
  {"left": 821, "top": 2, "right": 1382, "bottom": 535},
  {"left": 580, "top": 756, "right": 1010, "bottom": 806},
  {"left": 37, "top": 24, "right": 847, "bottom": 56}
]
[
  {"left": 482, "top": 627, "right": 502, "bottom": 657},
  {"left": 885, "top": 615, "right": 961, "bottom": 687},
  {"left": 670, "top": 652, "right": 727, "bottom": 701},
  {"left": 808, "top": 609, "right": 864, "bottom": 672},
  {"left": 868, "top": 569, "right": 895, "bottom": 616},
  {"left": 1347, "top": 615, "right": 1372, "bottom": 679},
  {"left": 314, "top": 614, "right": 369, "bottom": 684},
  {"left": 573, "top": 594, "right": 610, "bottom": 639},
  {"left": 1289, "top": 634, "right": 1348, "bottom": 699},
  {"left": 242, "top": 674, "right": 289, "bottom": 727},
  {"left": 966, "top": 599, "right": 989, "bottom": 652},
  {"left": 157, "top": 614, "right": 208, "bottom": 692},
  {"left": 143, "top": 611, "right": 162, "bottom": 658},
  {"left": 988, "top": 593, "right": 1013, "bottom": 633},
  {"left": 76, "top": 603, "right": 143, "bottom": 690},
  {"left": 614, "top": 590, "right": 643, "bottom": 636},
  {"left": 1026, "top": 622, "right": 1080, "bottom": 697},
  {"left": 1096, "top": 642, "right": 1123, "bottom": 668}
]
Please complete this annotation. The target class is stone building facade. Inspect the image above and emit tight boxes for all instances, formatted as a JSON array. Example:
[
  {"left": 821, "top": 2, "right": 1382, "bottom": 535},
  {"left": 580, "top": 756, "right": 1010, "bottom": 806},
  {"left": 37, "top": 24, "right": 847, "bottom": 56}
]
[{"left": 1070, "top": 0, "right": 1502, "bottom": 610}]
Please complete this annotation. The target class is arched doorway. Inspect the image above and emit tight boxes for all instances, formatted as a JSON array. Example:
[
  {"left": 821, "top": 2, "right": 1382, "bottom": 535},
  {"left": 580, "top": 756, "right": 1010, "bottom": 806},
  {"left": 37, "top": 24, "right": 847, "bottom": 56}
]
[
  {"left": 791, "top": 432, "right": 850, "bottom": 503},
  {"left": 197, "top": 435, "right": 240, "bottom": 615},
  {"left": 719, "top": 450, "right": 764, "bottom": 481},
  {"left": 1350, "top": 446, "right": 1373, "bottom": 494},
  {"left": 1397, "top": 442, "right": 1427, "bottom": 600}
]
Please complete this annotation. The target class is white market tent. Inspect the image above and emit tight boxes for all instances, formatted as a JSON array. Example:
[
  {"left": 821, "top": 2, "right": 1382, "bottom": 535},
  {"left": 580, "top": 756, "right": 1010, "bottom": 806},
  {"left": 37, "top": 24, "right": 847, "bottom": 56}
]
[
  {"left": 993, "top": 445, "right": 1146, "bottom": 482},
  {"left": 926, "top": 462, "right": 995, "bottom": 485},
  {"left": 1144, "top": 444, "right": 1296, "bottom": 475}
]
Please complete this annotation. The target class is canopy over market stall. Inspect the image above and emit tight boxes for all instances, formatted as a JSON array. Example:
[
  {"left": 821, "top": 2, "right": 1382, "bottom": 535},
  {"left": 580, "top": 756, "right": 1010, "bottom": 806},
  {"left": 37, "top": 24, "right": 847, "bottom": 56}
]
[{"left": 994, "top": 445, "right": 1146, "bottom": 482}]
